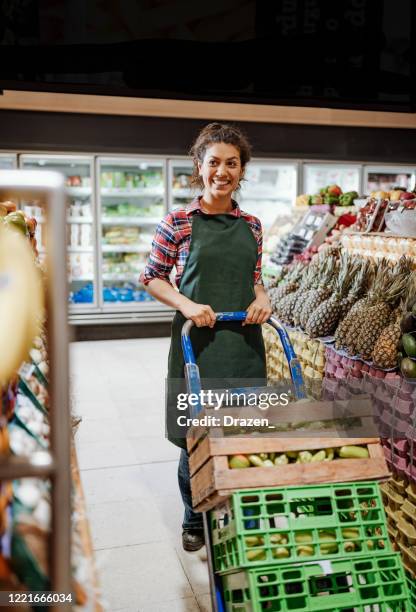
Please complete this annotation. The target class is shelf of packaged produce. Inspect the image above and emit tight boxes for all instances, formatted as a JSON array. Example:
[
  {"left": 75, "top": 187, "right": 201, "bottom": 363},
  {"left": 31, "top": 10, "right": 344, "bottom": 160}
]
[
  {"left": 101, "top": 216, "right": 160, "bottom": 225},
  {"left": 67, "top": 216, "right": 93, "bottom": 223},
  {"left": 68, "top": 246, "right": 94, "bottom": 252},
  {"left": 102, "top": 272, "right": 143, "bottom": 281},
  {"left": 100, "top": 188, "right": 164, "bottom": 197},
  {"left": 101, "top": 244, "right": 150, "bottom": 253},
  {"left": 66, "top": 186, "right": 92, "bottom": 197}
]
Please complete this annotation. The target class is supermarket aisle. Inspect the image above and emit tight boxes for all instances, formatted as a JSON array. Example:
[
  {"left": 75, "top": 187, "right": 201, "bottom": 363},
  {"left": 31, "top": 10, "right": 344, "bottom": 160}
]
[{"left": 70, "top": 338, "right": 211, "bottom": 612}]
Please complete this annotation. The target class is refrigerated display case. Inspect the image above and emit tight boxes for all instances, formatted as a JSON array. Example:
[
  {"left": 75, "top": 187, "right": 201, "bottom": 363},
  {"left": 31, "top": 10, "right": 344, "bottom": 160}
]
[
  {"left": 168, "top": 159, "right": 195, "bottom": 209},
  {"left": 235, "top": 161, "right": 298, "bottom": 230},
  {"left": 97, "top": 156, "right": 165, "bottom": 308},
  {"left": 19, "top": 155, "right": 96, "bottom": 309},
  {"left": 303, "top": 163, "right": 361, "bottom": 195},
  {"left": 363, "top": 165, "right": 416, "bottom": 193},
  {"left": 0, "top": 154, "right": 17, "bottom": 169}
]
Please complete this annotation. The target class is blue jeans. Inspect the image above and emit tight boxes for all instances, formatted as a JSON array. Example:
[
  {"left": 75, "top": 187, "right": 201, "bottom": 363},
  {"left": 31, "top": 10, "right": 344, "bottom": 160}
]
[{"left": 178, "top": 449, "right": 203, "bottom": 531}]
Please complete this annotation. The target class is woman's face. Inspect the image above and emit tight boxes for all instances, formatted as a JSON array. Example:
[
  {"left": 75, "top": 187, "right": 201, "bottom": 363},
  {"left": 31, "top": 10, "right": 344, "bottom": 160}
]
[{"left": 198, "top": 142, "right": 243, "bottom": 198}]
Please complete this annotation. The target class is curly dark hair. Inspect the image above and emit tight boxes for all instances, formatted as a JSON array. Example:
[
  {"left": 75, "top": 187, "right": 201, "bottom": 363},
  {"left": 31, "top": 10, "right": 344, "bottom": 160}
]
[{"left": 189, "top": 122, "right": 252, "bottom": 191}]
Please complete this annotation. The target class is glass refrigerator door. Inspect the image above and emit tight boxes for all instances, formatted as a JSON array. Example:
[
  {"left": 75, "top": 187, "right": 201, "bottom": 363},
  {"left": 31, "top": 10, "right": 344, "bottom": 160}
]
[
  {"left": 169, "top": 159, "right": 194, "bottom": 210},
  {"left": 303, "top": 163, "right": 361, "bottom": 195},
  {"left": 98, "top": 157, "right": 165, "bottom": 307},
  {"left": 235, "top": 161, "right": 297, "bottom": 230},
  {"left": 363, "top": 165, "right": 416, "bottom": 194},
  {"left": 19, "top": 155, "right": 96, "bottom": 309},
  {"left": 0, "top": 154, "right": 17, "bottom": 169}
]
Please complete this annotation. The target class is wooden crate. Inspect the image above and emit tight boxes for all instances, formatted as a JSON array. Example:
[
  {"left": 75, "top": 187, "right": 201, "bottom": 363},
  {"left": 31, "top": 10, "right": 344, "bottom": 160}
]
[{"left": 187, "top": 398, "right": 389, "bottom": 512}]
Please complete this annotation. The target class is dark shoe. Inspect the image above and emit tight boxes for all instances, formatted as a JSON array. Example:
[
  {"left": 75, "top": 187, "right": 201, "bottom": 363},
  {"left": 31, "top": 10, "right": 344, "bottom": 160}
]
[{"left": 182, "top": 529, "right": 205, "bottom": 551}]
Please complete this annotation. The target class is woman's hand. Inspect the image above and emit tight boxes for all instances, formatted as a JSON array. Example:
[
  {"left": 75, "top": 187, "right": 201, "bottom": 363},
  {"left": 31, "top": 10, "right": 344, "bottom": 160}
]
[
  {"left": 179, "top": 297, "right": 216, "bottom": 328},
  {"left": 243, "top": 286, "right": 272, "bottom": 326}
]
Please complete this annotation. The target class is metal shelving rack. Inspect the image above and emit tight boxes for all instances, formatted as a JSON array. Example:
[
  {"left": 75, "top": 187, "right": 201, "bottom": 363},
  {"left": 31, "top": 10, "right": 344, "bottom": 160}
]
[{"left": 0, "top": 170, "right": 71, "bottom": 611}]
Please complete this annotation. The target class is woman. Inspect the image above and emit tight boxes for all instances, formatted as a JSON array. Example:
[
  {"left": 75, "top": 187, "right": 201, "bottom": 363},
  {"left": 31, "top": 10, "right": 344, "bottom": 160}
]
[{"left": 141, "top": 123, "right": 272, "bottom": 551}]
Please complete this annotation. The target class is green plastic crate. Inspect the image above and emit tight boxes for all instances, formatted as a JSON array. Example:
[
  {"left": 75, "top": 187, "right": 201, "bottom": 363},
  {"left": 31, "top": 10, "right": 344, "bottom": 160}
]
[
  {"left": 221, "top": 553, "right": 410, "bottom": 611},
  {"left": 406, "top": 570, "right": 416, "bottom": 611},
  {"left": 211, "top": 482, "right": 391, "bottom": 573}
]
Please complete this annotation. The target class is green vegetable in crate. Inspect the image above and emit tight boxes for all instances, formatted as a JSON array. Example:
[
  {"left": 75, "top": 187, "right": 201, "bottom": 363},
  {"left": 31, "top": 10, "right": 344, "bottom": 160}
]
[
  {"left": 338, "top": 445, "right": 369, "bottom": 459},
  {"left": 248, "top": 454, "right": 264, "bottom": 467},
  {"left": 286, "top": 451, "right": 299, "bottom": 459},
  {"left": 272, "top": 546, "right": 290, "bottom": 559},
  {"left": 320, "top": 542, "right": 339, "bottom": 554},
  {"left": 296, "top": 545, "right": 314, "bottom": 557},
  {"left": 297, "top": 451, "right": 313, "bottom": 463},
  {"left": 342, "top": 529, "right": 360, "bottom": 539},
  {"left": 245, "top": 536, "right": 264, "bottom": 547},
  {"left": 311, "top": 450, "right": 326, "bottom": 462},
  {"left": 246, "top": 549, "right": 266, "bottom": 561},
  {"left": 325, "top": 448, "right": 334, "bottom": 461},
  {"left": 229, "top": 454, "right": 250, "bottom": 469},
  {"left": 295, "top": 532, "right": 313, "bottom": 543},
  {"left": 274, "top": 454, "right": 289, "bottom": 465}
]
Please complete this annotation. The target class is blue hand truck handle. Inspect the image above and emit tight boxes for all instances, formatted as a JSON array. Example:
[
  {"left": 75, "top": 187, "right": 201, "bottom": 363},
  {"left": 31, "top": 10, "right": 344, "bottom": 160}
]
[{"left": 181, "top": 311, "right": 306, "bottom": 402}]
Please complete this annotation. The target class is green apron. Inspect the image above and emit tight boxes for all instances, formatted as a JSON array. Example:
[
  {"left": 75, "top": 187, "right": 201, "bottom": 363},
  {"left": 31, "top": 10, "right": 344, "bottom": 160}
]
[{"left": 167, "top": 212, "right": 266, "bottom": 449}]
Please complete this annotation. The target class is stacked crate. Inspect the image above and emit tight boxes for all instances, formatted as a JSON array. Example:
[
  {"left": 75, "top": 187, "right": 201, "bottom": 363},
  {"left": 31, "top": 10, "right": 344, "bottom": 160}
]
[
  {"left": 210, "top": 483, "right": 411, "bottom": 611},
  {"left": 381, "top": 473, "right": 416, "bottom": 610}
]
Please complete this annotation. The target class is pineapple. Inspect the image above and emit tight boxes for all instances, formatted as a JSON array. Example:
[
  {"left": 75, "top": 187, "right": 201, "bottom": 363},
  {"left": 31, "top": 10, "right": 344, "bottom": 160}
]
[
  {"left": 338, "top": 259, "right": 372, "bottom": 319},
  {"left": 372, "top": 309, "right": 402, "bottom": 369},
  {"left": 354, "top": 268, "right": 409, "bottom": 360},
  {"left": 298, "top": 256, "right": 338, "bottom": 329},
  {"left": 341, "top": 261, "right": 390, "bottom": 355},
  {"left": 305, "top": 254, "right": 356, "bottom": 338}
]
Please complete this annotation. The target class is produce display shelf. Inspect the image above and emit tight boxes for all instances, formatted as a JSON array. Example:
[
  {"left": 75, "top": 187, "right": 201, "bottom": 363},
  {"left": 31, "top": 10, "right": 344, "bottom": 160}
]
[
  {"left": 221, "top": 553, "right": 409, "bottom": 612},
  {"left": 71, "top": 444, "right": 103, "bottom": 612},
  {"left": 211, "top": 482, "right": 391, "bottom": 574}
]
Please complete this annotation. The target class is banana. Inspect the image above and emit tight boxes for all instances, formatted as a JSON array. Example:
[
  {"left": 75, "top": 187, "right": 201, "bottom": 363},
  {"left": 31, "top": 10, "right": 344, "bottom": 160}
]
[{"left": 311, "top": 450, "right": 326, "bottom": 462}]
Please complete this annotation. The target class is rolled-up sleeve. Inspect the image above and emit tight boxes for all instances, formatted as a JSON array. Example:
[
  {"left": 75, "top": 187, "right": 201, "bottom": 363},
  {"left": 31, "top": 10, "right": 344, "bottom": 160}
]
[
  {"left": 254, "top": 227, "right": 263, "bottom": 285},
  {"left": 139, "top": 213, "right": 178, "bottom": 286}
]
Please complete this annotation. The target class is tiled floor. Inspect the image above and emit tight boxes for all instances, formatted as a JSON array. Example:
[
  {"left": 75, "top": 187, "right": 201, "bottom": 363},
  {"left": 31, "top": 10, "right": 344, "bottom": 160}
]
[{"left": 70, "top": 338, "right": 211, "bottom": 612}]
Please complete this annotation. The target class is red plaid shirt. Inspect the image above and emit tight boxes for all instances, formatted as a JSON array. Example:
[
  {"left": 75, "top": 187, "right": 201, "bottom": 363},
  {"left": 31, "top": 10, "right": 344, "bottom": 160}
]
[{"left": 140, "top": 196, "right": 263, "bottom": 288}]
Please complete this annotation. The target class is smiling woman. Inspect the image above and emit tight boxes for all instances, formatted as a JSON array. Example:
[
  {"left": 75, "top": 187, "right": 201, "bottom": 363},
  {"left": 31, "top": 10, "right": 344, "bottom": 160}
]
[{"left": 140, "top": 122, "right": 272, "bottom": 552}]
